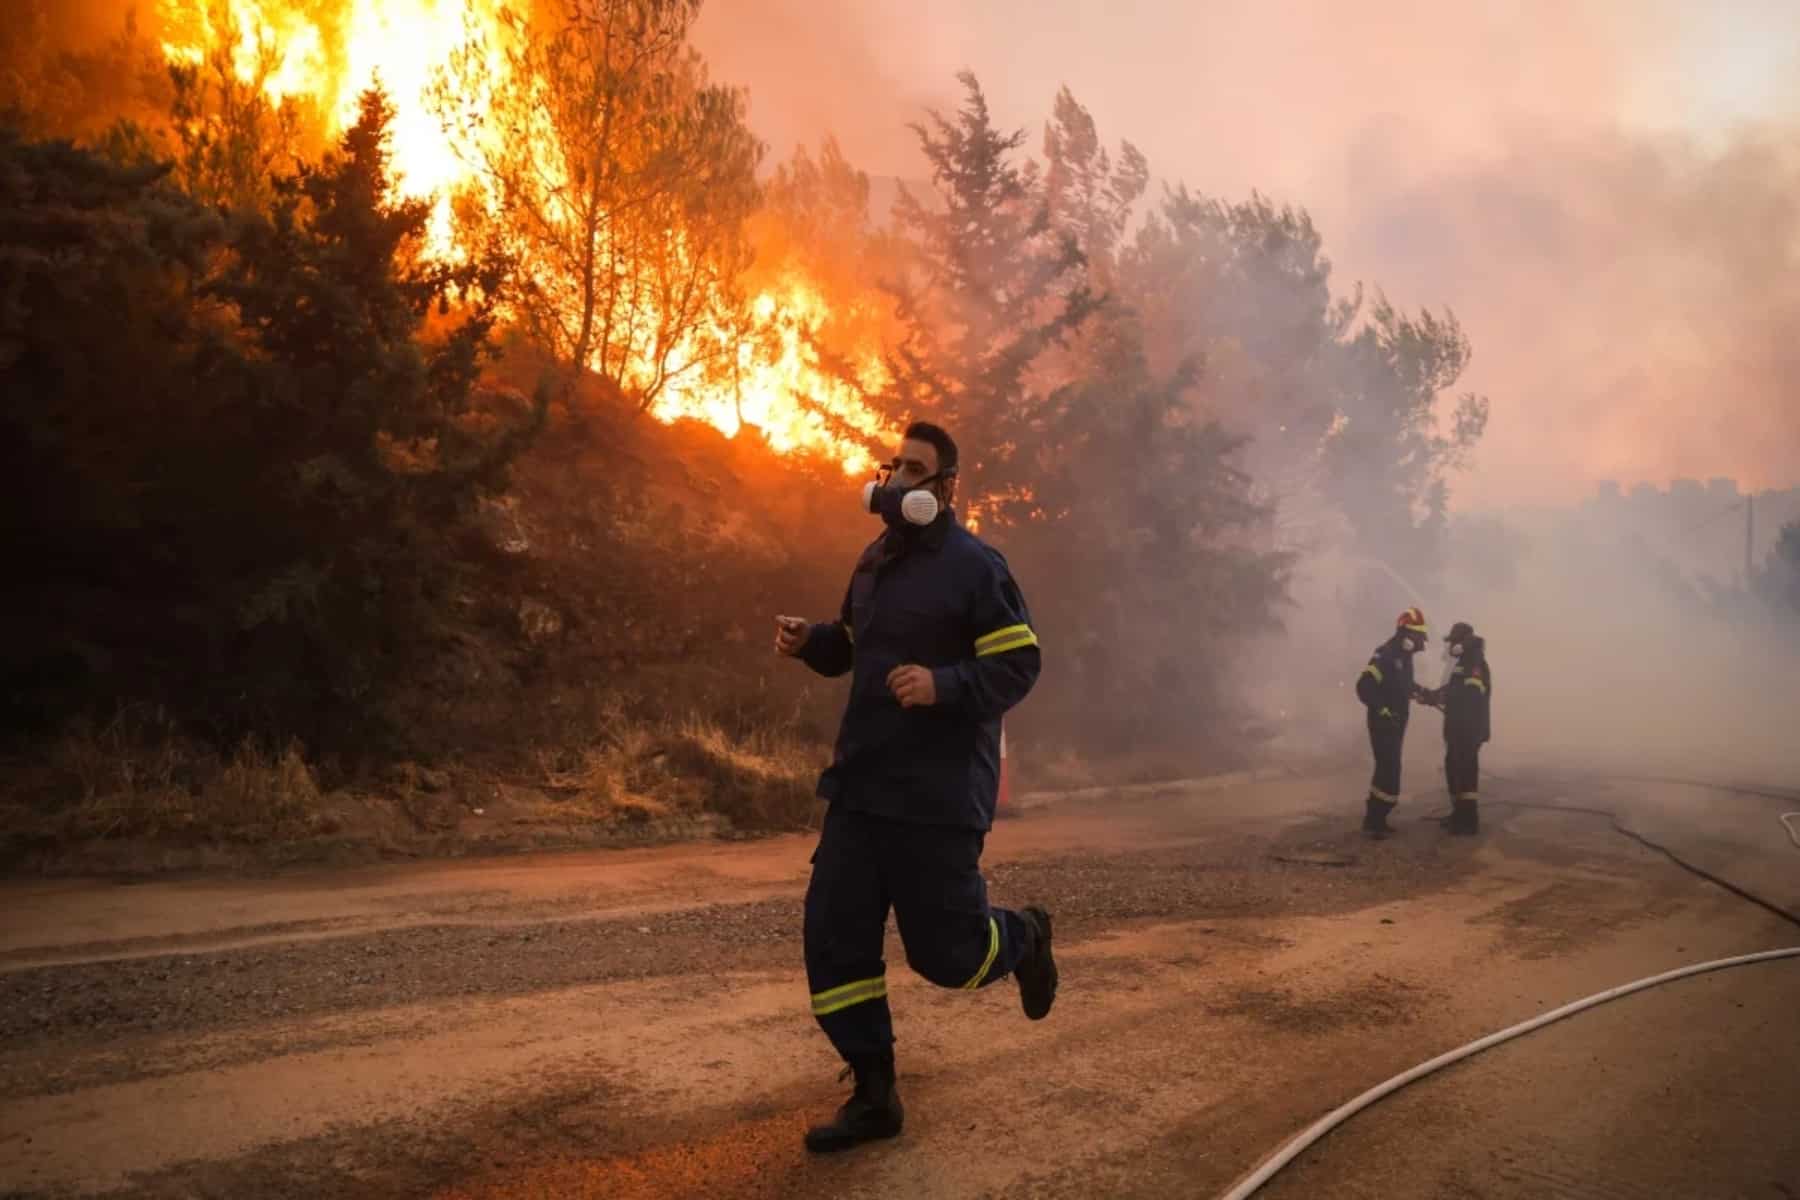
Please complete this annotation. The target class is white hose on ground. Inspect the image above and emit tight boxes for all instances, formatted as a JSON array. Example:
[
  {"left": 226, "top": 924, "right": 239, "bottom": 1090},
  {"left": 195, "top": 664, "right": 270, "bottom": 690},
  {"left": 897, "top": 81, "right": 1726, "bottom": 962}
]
[
  {"left": 1215, "top": 946, "right": 1800, "bottom": 1200},
  {"left": 1783, "top": 812, "right": 1800, "bottom": 850}
]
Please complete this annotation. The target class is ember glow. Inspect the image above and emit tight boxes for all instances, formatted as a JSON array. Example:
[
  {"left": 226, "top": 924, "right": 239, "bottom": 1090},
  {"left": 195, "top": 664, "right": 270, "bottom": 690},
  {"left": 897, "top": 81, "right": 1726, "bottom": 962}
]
[{"left": 155, "top": 0, "right": 894, "bottom": 473}]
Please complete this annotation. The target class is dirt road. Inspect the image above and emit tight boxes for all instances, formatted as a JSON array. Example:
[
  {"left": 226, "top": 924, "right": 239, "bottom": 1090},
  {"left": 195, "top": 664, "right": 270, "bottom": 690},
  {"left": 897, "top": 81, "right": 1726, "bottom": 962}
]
[{"left": 3, "top": 766, "right": 1797, "bottom": 1199}]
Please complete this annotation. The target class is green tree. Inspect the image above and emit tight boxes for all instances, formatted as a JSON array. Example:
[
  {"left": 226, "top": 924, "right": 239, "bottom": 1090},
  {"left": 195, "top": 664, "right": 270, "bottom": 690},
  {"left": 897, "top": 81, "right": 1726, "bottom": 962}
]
[
  {"left": 882, "top": 80, "right": 1286, "bottom": 750},
  {"left": 882, "top": 72, "right": 1098, "bottom": 525},
  {"left": 1008, "top": 308, "right": 1290, "bottom": 747},
  {"left": 1, "top": 91, "right": 540, "bottom": 747},
  {"left": 433, "top": 0, "right": 763, "bottom": 408},
  {"left": 1327, "top": 297, "right": 1488, "bottom": 566},
  {"left": 1040, "top": 85, "right": 1148, "bottom": 286},
  {"left": 1120, "top": 188, "right": 1487, "bottom": 573},
  {"left": 201, "top": 87, "right": 538, "bottom": 741}
]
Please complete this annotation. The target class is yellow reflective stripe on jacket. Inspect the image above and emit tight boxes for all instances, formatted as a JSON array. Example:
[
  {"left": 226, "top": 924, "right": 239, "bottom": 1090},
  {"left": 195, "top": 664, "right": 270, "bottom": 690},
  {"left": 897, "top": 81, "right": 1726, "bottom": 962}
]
[
  {"left": 1463, "top": 676, "right": 1487, "bottom": 693},
  {"left": 975, "top": 624, "right": 1038, "bottom": 657},
  {"left": 1361, "top": 663, "right": 1384, "bottom": 683},
  {"left": 811, "top": 976, "right": 887, "bottom": 1016},
  {"left": 842, "top": 620, "right": 854, "bottom": 645},
  {"left": 962, "top": 917, "right": 1000, "bottom": 990}
]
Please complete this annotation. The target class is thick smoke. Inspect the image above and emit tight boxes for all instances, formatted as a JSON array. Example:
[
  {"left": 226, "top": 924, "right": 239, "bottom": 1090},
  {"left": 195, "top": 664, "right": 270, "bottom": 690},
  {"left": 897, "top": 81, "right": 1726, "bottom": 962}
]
[
  {"left": 1343, "top": 123, "right": 1800, "bottom": 510},
  {"left": 694, "top": 0, "right": 1800, "bottom": 508},
  {"left": 1434, "top": 499, "right": 1800, "bottom": 784}
]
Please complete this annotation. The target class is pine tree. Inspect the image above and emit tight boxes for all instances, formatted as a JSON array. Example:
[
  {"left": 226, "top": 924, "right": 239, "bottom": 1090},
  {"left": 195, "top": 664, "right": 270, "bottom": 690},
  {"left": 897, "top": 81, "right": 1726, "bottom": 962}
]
[
  {"left": 0, "top": 92, "right": 540, "bottom": 747},
  {"left": 883, "top": 72, "right": 1098, "bottom": 524}
]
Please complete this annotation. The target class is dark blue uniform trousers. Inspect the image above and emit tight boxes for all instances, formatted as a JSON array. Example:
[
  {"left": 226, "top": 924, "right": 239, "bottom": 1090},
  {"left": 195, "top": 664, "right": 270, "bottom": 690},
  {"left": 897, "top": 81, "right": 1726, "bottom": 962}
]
[{"left": 804, "top": 802, "right": 1032, "bottom": 1062}]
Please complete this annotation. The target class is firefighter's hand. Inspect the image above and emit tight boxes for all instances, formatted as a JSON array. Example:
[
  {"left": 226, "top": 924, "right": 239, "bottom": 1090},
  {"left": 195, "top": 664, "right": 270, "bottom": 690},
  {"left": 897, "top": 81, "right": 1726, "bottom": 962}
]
[
  {"left": 887, "top": 664, "right": 937, "bottom": 708},
  {"left": 774, "top": 616, "right": 810, "bottom": 657}
]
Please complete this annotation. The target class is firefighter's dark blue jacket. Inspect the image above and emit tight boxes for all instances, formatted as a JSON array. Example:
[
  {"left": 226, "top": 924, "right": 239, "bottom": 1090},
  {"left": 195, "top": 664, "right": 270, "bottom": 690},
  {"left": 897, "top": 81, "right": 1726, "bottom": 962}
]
[
  {"left": 1355, "top": 634, "right": 1417, "bottom": 729},
  {"left": 1430, "top": 637, "right": 1493, "bottom": 745},
  {"left": 798, "top": 510, "right": 1040, "bottom": 831}
]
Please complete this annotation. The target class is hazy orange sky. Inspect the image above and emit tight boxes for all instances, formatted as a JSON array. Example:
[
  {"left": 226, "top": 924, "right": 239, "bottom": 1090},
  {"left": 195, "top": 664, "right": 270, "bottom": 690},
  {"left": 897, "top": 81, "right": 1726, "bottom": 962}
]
[{"left": 693, "top": 1, "right": 1800, "bottom": 510}]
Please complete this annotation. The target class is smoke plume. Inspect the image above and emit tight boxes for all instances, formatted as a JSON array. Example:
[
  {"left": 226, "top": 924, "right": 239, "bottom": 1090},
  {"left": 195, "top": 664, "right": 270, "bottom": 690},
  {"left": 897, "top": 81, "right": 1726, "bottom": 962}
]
[{"left": 693, "top": 0, "right": 1800, "bottom": 507}]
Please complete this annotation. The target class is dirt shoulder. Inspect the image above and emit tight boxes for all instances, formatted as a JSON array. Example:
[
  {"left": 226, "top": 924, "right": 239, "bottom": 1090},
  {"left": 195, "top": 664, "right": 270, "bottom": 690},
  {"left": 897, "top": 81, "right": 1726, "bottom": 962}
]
[
  {"left": 0, "top": 730, "right": 1334, "bottom": 880},
  {"left": 3, "top": 768, "right": 1797, "bottom": 1198}
]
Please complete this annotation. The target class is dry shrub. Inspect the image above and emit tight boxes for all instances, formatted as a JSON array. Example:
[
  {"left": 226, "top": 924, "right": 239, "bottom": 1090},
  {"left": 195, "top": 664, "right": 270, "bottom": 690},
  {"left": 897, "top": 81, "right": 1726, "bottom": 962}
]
[
  {"left": 36, "top": 707, "right": 326, "bottom": 843},
  {"left": 199, "top": 741, "right": 324, "bottom": 842},
  {"left": 660, "top": 717, "right": 817, "bottom": 830},
  {"left": 529, "top": 704, "right": 818, "bottom": 831}
]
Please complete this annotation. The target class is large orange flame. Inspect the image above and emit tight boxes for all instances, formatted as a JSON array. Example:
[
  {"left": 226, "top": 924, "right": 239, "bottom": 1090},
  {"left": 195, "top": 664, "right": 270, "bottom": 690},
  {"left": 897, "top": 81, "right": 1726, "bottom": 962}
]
[{"left": 155, "top": 0, "right": 894, "bottom": 474}]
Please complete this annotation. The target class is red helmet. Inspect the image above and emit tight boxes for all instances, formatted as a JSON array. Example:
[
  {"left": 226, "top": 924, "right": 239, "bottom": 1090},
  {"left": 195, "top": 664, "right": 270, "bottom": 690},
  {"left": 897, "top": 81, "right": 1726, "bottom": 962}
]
[{"left": 1396, "top": 607, "right": 1428, "bottom": 635}]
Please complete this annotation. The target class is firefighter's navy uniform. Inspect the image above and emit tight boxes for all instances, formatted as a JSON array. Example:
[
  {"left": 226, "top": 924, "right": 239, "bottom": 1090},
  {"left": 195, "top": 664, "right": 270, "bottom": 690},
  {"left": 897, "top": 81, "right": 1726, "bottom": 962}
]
[
  {"left": 1355, "top": 609, "right": 1427, "bottom": 835},
  {"left": 797, "top": 509, "right": 1043, "bottom": 1067},
  {"left": 1429, "top": 629, "right": 1491, "bottom": 835}
]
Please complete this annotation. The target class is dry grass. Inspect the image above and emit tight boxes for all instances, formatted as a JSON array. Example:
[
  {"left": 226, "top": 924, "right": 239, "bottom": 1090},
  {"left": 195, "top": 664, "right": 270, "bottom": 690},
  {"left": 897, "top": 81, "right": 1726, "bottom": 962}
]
[
  {"left": 531, "top": 704, "right": 820, "bottom": 832},
  {"left": 34, "top": 708, "right": 330, "bottom": 843},
  {"left": 1, "top": 699, "right": 823, "bottom": 874},
  {"left": 658, "top": 716, "right": 818, "bottom": 829}
]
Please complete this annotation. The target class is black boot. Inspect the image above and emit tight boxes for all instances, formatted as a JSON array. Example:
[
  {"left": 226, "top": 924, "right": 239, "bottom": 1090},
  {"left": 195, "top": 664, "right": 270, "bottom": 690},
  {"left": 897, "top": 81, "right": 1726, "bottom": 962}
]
[
  {"left": 804, "top": 1052, "right": 903, "bottom": 1153},
  {"left": 1015, "top": 906, "right": 1058, "bottom": 1021},
  {"left": 1362, "top": 795, "right": 1397, "bottom": 838},
  {"left": 1448, "top": 797, "right": 1479, "bottom": 836}
]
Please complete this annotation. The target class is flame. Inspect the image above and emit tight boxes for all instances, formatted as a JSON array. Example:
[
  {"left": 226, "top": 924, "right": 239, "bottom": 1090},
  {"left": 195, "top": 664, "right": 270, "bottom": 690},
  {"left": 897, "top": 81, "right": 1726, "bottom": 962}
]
[
  {"left": 154, "top": 0, "right": 894, "bottom": 473},
  {"left": 652, "top": 281, "right": 892, "bottom": 475}
]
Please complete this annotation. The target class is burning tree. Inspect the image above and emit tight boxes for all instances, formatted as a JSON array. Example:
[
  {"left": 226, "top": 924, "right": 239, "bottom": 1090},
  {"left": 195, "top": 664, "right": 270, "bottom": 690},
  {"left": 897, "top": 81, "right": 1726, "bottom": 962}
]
[{"left": 432, "top": 0, "right": 764, "bottom": 408}]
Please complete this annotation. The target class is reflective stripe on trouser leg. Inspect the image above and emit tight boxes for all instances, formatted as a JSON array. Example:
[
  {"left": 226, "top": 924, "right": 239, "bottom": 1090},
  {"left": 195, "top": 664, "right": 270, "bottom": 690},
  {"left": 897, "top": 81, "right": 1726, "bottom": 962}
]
[
  {"left": 900, "top": 907, "right": 1031, "bottom": 991},
  {"left": 958, "top": 908, "right": 1033, "bottom": 988},
  {"left": 811, "top": 984, "right": 894, "bottom": 1064},
  {"left": 962, "top": 917, "right": 1000, "bottom": 989},
  {"left": 886, "top": 822, "right": 1031, "bottom": 992},
  {"left": 804, "top": 805, "right": 894, "bottom": 1062},
  {"left": 812, "top": 975, "right": 888, "bottom": 1016}
]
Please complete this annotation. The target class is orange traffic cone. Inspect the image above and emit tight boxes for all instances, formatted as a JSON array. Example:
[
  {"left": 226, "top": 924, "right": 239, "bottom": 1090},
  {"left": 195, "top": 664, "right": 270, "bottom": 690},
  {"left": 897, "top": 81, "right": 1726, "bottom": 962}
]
[{"left": 996, "top": 724, "right": 1014, "bottom": 817}]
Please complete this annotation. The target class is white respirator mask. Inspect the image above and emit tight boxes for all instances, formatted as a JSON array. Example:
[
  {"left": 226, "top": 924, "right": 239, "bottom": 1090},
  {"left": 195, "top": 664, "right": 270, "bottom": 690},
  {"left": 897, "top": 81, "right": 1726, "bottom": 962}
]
[
  {"left": 862, "top": 460, "right": 955, "bottom": 528},
  {"left": 862, "top": 479, "right": 940, "bottom": 526}
]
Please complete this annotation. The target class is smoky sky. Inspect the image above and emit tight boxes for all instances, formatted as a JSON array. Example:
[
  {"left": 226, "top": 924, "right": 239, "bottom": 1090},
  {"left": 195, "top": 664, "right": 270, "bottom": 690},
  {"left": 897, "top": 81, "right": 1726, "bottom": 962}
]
[{"left": 693, "top": 0, "right": 1800, "bottom": 509}]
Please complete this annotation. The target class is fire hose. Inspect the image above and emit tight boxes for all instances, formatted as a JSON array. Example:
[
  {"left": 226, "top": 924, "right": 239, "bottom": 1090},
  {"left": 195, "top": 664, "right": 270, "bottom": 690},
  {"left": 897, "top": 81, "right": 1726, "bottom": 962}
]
[{"left": 1216, "top": 781, "right": 1800, "bottom": 1200}]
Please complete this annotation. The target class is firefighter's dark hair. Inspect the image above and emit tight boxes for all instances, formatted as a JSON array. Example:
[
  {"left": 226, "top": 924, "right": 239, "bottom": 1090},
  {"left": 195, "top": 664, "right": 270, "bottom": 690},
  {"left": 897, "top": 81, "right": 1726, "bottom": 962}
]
[{"left": 903, "top": 420, "right": 958, "bottom": 476}]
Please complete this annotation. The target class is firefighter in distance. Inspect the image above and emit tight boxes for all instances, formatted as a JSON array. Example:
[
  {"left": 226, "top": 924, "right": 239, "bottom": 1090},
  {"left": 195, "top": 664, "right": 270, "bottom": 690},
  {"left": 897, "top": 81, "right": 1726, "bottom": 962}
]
[
  {"left": 1354, "top": 607, "right": 1430, "bottom": 836},
  {"left": 1416, "top": 621, "right": 1492, "bottom": 835}
]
